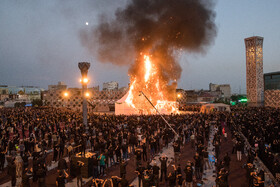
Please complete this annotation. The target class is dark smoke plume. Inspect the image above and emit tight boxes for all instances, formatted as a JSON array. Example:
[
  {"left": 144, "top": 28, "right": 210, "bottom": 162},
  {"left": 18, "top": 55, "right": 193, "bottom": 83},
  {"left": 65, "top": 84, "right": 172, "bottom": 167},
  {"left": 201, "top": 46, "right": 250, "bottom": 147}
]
[{"left": 80, "top": 0, "right": 217, "bottom": 85}]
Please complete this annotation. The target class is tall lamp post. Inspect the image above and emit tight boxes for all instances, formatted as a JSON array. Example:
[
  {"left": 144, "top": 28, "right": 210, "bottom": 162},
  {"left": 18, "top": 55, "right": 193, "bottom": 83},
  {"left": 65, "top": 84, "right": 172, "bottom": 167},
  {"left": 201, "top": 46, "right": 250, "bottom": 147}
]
[{"left": 78, "top": 62, "right": 90, "bottom": 133}]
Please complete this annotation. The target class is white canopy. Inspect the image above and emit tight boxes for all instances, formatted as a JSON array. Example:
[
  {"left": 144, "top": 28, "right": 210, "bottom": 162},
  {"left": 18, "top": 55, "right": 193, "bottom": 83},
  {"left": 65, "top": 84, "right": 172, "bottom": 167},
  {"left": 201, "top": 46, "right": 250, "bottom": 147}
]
[{"left": 115, "top": 92, "right": 139, "bottom": 115}]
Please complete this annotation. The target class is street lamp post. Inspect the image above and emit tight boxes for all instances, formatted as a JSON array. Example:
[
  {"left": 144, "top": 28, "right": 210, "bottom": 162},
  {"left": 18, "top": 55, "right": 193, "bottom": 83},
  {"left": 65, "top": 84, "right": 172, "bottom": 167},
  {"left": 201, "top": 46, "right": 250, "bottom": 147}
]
[
  {"left": 63, "top": 91, "right": 69, "bottom": 108},
  {"left": 78, "top": 62, "right": 90, "bottom": 134}
]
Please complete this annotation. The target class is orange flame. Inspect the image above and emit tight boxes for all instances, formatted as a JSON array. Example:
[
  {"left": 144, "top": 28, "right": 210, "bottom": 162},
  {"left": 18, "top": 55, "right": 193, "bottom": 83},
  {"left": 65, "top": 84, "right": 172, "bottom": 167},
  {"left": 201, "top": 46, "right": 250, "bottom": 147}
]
[
  {"left": 144, "top": 55, "right": 152, "bottom": 83},
  {"left": 125, "top": 54, "right": 178, "bottom": 115}
]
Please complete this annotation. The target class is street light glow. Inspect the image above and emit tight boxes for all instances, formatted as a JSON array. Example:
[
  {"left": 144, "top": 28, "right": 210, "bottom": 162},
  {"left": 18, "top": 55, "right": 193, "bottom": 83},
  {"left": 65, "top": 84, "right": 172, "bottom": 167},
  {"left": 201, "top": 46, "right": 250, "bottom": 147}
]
[
  {"left": 177, "top": 93, "right": 181, "bottom": 98},
  {"left": 83, "top": 78, "right": 89, "bottom": 83},
  {"left": 79, "top": 78, "right": 89, "bottom": 84},
  {"left": 64, "top": 92, "right": 69, "bottom": 97},
  {"left": 85, "top": 92, "right": 90, "bottom": 97}
]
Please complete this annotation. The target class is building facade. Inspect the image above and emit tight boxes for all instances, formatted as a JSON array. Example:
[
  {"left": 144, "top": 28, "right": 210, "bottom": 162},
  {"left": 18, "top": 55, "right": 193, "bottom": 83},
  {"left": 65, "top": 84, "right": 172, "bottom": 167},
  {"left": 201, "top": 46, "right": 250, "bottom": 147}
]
[
  {"left": 209, "top": 83, "right": 231, "bottom": 98},
  {"left": 264, "top": 71, "right": 280, "bottom": 90},
  {"left": 244, "top": 36, "right": 264, "bottom": 106},
  {"left": 264, "top": 71, "right": 280, "bottom": 108},
  {"left": 48, "top": 81, "right": 67, "bottom": 91},
  {"left": 103, "top": 81, "right": 118, "bottom": 90},
  {"left": 43, "top": 84, "right": 127, "bottom": 112}
]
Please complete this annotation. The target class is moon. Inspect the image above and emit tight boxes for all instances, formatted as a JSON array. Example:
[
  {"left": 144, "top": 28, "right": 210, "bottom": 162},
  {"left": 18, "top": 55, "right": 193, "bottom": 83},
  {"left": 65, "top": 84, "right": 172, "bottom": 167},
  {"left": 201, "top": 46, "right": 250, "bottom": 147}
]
[{"left": 85, "top": 22, "right": 89, "bottom": 26}]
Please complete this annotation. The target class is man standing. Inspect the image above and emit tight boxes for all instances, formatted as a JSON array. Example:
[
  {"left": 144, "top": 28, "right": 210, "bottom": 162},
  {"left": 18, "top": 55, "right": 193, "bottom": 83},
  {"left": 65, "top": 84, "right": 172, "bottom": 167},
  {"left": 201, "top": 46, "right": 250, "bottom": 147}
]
[
  {"left": 76, "top": 161, "right": 84, "bottom": 187},
  {"left": 173, "top": 141, "right": 180, "bottom": 166},
  {"left": 194, "top": 152, "right": 202, "bottom": 180},
  {"left": 236, "top": 141, "right": 243, "bottom": 161},
  {"left": 135, "top": 147, "right": 142, "bottom": 167},
  {"left": 202, "top": 147, "right": 210, "bottom": 170},
  {"left": 223, "top": 153, "right": 231, "bottom": 169},
  {"left": 56, "top": 170, "right": 69, "bottom": 187},
  {"left": 120, "top": 160, "right": 127, "bottom": 178},
  {"left": 22, "top": 168, "right": 32, "bottom": 187},
  {"left": 98, "top": 153, "right": 106, "bottom": 176},
  {"left": 159, "top": 155, "right": 168, "bottom": 182},
  {"left": 37, "top": 163, "right": 47, "bottom": 187},
  {"left": 119, "top": 174, "right": 129, "bottom": 187},
  {"left": 8, "top": 158, "right": 17, "bottom": 187},
  {"left": 184, "top": 161, "right": 193, "bottom": 187},
  {"left": 92, "top": 155, "right": 99, "bottom": 179},
  {"left": 152, "top": 162, "right": 160, "bottom": 187},
  {"left": 135, "top": 163, "right": 144, "bottom": 187}
]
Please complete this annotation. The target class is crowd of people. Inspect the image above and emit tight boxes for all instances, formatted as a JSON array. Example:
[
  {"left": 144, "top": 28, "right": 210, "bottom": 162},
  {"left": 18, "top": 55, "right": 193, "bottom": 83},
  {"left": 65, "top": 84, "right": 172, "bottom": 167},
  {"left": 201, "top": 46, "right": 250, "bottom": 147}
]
[
  {"left": 230, "top": 107, "right": 280, "bottom": 180},
  {"left": 0, "top": 106, "right": 279, "bottom": 186}
]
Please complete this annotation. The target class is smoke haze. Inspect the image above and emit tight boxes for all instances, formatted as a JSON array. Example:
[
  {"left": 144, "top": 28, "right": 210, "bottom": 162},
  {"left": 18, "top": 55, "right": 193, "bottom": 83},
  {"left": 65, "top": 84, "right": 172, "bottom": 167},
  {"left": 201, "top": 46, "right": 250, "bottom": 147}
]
[{"left": 80, "top": 0, "right": 217, "bottom": 86}]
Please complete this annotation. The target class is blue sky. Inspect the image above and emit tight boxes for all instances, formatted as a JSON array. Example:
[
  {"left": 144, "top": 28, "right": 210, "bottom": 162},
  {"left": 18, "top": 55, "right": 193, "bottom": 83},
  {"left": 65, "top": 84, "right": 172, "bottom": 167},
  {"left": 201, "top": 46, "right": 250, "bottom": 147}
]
[{"left": 0, "top": 0, "right": 279, "bottom": 94}]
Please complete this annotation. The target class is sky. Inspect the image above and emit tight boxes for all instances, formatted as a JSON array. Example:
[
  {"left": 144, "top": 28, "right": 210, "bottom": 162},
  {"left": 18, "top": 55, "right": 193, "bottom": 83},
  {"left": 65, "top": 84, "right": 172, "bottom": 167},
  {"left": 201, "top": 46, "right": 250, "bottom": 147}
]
[{"left": 0, "top": 0, "right": 280, "bottom": 94}]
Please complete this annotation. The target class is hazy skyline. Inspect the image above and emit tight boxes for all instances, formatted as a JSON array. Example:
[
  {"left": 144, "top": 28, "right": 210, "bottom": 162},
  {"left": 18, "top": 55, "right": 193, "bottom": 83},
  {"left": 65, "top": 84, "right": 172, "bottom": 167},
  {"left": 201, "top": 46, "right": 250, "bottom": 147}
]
[{"left": 0, "top": 0, "right": 280, "bottom": 94}]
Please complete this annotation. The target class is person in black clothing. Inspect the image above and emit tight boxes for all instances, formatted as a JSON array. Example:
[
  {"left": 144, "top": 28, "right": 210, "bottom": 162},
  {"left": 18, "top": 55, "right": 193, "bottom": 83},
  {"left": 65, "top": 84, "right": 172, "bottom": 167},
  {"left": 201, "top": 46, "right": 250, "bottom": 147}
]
[
  {"left": 152, "top": 162, "right": 160, "bottom": 187},
  {"left": 173, "top": 141, "right": 180, "bottom": 166},
  {"left": 215, "top": 140, "right": 220, "bottom": 160},
  {"left": 202, "top": 147, "right": 210, "bottom": 170},
  {"left": 58, "top": 158, "right": 68, "bottom": 172},
  {"left": 194, "top": 152, "right": 202, "bottom": 180},
  {"left": 22, "top": 167, "right": 33, "bottom": 187},
  {"left": 135, "top": 148, "right": 142, "bottom": 167},
  {"left": 53, "top": 144, "right": 59, "bottom": 162},
  {"left": 76, "top": 161, "right": 85, "bottom": 187},
  {"left": 142, "top": 143, "right": 147, "bottom": 162},
  {"left": 184, "top": 161, "right": 193, "bottom": 187},
  {"left": 119, "top": 174, "right": 129, "bottom": 187},
  {"left": 0, "top": 147, "right": 7, "bottom": 171},
  {"left": 223, "top": 153, "right": 231, "bottom": 170},
  {"left": 115, "top": 144, "right": 121, "bottom": 163},
  {"left": 37, "top": 163, "right": 47, "bottom": 187},
  {"left": 110, "top": 176, "right": 121, "bottom": 187},
  {"left": 22, "top": 152, "right": 30, "bottom": 169},
  {"left": 120, "top": 160, "right": 127, "bottom": 178},
  {"left": 142, "top": 173, "right": 151, "bottom": 187},
  {"left": 159, "top": 155, "right": 168, "bottom": 182},
  {"left": 168, "top": 170, "right": 176, "bottom": 187},
  {"left": 216, "top": 168, "right": 229, "bottom": 187},
  {"left": 59, "top": 141, "right": 65, "bottom": 159},
  {"left": 92, "top": 155, "right": 99, "bottom": 179},
  {"left": 135, "top": 163, "right": 145, "bottom": 187},
  {"left": 56, "top": 170, "right": 69, "bottom": 187},
  {"left": 7, "top": 158, "right": 17, "bottom": 187}
]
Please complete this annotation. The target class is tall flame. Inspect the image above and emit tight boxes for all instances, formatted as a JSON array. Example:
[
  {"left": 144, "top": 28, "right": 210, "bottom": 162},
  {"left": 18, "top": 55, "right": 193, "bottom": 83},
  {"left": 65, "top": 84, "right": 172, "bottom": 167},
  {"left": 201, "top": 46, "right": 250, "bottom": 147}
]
[
  {"left": 144, "top": 55, "right": 152, "bottom": 83},
  {"left": 125, "top": 54, "right": 178, "bottom": 114}
]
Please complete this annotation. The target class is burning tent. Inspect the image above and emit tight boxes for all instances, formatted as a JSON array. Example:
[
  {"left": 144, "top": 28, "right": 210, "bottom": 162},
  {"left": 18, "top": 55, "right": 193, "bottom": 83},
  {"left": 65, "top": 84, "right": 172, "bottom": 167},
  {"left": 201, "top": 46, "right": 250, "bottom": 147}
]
[
  {"left": 115, "top": 92, "right": 138, "bottom": 115},
  {"left": 80, "top": 0, "right": 217, "bottom": 115},
  {"left": 115, "top": 90, "right": 179, "bottom": 115}
]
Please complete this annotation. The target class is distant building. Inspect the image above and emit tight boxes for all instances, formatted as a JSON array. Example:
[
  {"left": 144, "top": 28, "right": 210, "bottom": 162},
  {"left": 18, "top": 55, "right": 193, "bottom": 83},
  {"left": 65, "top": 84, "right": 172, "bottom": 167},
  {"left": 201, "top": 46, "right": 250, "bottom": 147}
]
[
  {"left": 48, "top": 81, "right": 67, "bottom": 91},
  {"left": 264, "top": 71, "right": 280, "bottom": 90},
  {"left": 209, "top": 83, "right": 231, "bottom": 98},
  {"left": 103, "top": 81, "right": 118, "bottom": 90},
  {"left": 264, "top": 71, "right": 280, "bottom": 108},
  {"left": 197, "top": 92, "right": 216, "bottom": 102},
  {"left": 0, "top": 85, "right": 43, "bottom": 103}
]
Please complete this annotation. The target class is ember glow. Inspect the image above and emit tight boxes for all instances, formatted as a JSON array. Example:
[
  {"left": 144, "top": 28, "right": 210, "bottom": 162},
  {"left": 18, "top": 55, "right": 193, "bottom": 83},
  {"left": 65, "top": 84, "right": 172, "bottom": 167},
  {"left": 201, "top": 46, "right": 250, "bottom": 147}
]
[{"left": 125, "top": 54, "right": 178, "bottom": 114}]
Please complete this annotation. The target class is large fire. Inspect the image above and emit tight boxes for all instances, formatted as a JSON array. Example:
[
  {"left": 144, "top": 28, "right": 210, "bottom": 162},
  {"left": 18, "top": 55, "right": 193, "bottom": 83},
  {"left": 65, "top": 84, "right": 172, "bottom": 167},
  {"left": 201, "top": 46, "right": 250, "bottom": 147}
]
[{"left": 125, "top": 54, "right": 178, "bottom": 115}]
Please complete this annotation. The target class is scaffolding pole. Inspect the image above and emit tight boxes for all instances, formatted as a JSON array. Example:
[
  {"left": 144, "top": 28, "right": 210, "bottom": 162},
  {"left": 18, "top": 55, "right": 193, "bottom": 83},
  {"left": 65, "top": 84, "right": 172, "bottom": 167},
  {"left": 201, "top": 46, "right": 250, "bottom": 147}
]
[{"left": 140, "top": 91, "right": 179, "bottom": 137}]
